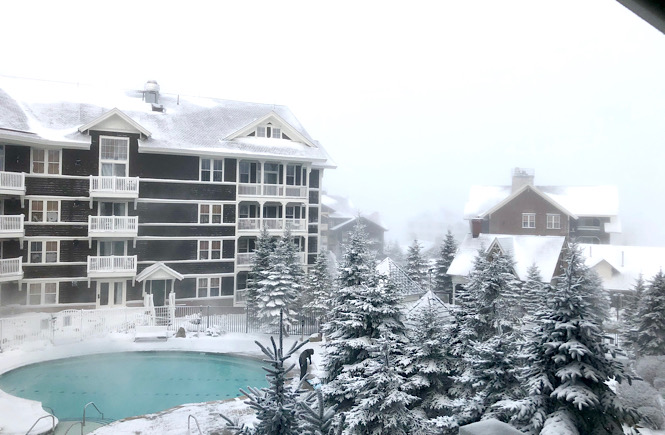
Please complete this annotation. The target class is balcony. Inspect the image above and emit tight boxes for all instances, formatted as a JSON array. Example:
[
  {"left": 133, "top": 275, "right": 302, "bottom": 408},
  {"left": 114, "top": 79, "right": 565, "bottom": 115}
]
[
  {"left": 87, "top": 255, "right": 137, "bottom": 278},
  {"left": 0, "top": 172, "right": 25, "bottom": 196},
  {"left": 236, "top": 251, "right": 305, "bottom": 267},
  {"left": 0, "top": 257, "right": 23, "bottom": 282},
  {"left": 0, "top": 215, "right": 24, "bottom": 239},
  {"left": 89, "top": 176, "right": 139, "bottom": 200},
  {"left": 237, "top": 218, "right": 307, "bottom": 233},
  {"left": 237, "top": 183, "right": 307, "bottom": 199},
  {"left": 89, "top": 216, "right": 138, "bottom": 238}
]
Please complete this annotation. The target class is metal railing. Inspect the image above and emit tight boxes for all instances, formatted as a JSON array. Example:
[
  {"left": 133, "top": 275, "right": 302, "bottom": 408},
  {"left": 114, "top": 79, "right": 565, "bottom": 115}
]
[
  {"left": 87, "top": 255, "right": 137, "bottom": 275},
  {"left": 89, "top": 216, "right": 138, "bottom": 234},
  {"left": 83, "top": 402, "right": 104, "bottom": 429},
  {"left": 0, "top": 171, "right": 25, "bottom": 192},
  {"left": 89, "top": 176, "right": 139, "bottom": 196},
  {"left": 188, "top": 415, "right": 203, "bottom": 435},
  {"left": 0, "top": 214, "right": 24, "bottom": 233},
  {"left": 24, "top": 414, "right": 55, "bottom": 435}
]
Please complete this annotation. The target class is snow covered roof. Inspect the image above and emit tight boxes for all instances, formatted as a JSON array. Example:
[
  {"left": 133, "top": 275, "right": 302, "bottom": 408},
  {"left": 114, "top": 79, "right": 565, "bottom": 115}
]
[
  {"left": 464, "top": 184, "right": 619, "bottom": 219},
  {"left": 406, "top": 290, "right": 453, "bottom": 320},
  {"left": 322, "top": 194, "right": 387, "bottom": 231},
  {"left": 580, "top": 243, "right": 665, "bottom": 292},
  {"left": 0, "top": 76, "right": 335, "bottom": 168},
  {"left": 376, "top": 257, "right": 425, "bottom": 296},
  {"left": 459, "top": 418, "right": 523, "bottom": 435},
  {"left": 447, "top": 233, "right": 566, "bottom": 282}
]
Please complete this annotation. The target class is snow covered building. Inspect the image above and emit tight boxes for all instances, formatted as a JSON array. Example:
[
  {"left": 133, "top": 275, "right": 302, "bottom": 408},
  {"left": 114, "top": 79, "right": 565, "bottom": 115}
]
[
  {"left": 320, "top": 194, "right": 387, "bottom": 259},
  {"left": 376, "top": 257, "right": 425, "bottom": 298},
  {"left": 447, "top": 233, "right": 566, "bottom": 304},
  {"left": 0, "top": 77, "right": 334, "bottom": 312},
  {"left": 464, "top": 168, "right": 621, "bottom": 244}
]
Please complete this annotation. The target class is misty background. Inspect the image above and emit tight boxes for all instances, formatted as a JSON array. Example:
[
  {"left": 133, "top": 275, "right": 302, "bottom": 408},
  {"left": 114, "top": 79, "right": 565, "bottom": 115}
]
[{"left": 2, "top": 0, "right": 664, "bottom": 247}]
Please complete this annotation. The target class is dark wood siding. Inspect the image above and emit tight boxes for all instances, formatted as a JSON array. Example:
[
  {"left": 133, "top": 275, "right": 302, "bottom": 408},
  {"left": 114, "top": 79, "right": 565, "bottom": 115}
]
[
  {"left": 309, "top": 190, "right": 319, "bottom": 204},
  {"left": 488, "top": 189, "right": 570, "bottom": 237},
  {"left": 2, "top": 240, "right": 22, "bottom": 258},
  {"left": 1, "top": 282, "right": 23, "bottom": 305},
  {"left": 137, "top": 203, "right": 197, "bottom": 223},
  {"left": 223, "top": 204, "right": 235, "bottom": 223},
  {"left": 4, "top": 145, "right": 30, "bottom": 173},
  {"left": 60, "top": 240, "right": 93, "bottom": 262},
  {"left": 26, "top": 177, "right": 89, "bottom": 197},
  {"left": 59, "top": 281, "right": 95, "bottom": 304},
  {"left": 26, "top": 225, "right": 88, "bottom": 238},
  {"left": 23, "top": 265, "right": 87, "bottom": 279},
  {"left": 139, "top": 182, "right": 236, "bottom": 201},
  {"left": 63, "top": 148, "right": 97, "bottom": 177},
  {"left": 136, "top": 261, "right": 234, "bottom": 275},
  {"left": 224, "top": 159, "right": 237, "bottom": 182},
  {"left": 136, "top": 240, "right": 196, "bottom": 261},
  {"left": 222, "top": 240, "right": 235, "bottom": 259},
  {"left": 135, "top": 153, "right": 199, "bottom": 180},
  {"left": 309, "top": 169, "right": 320, "bottom": 188},
  {"left": 138, "top": 226, "right": 235, "bottom": 237},
  {"left": 61, "top": 200, "right": 95, "bottom": 222}
]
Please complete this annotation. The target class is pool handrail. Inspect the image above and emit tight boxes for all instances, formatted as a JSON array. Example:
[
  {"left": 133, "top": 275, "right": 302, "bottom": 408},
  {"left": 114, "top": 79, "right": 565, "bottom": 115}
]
[
  {"left": 83, "top": 401, "right": 104, "bottom": 428},
  {"left": 63, "top": 421, "right": 82, "bottom": 435},
  {"left": 24, "top": 414, "right": 55, "bottom": 435},
  {"left": 188, "top": 414, "right": 203, "bottom": 434}
]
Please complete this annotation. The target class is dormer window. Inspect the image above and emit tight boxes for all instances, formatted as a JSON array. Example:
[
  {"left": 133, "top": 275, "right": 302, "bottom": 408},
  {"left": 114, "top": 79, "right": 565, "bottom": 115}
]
[{"left": 257, "top": 124, "right": 281, "bottom": 139}]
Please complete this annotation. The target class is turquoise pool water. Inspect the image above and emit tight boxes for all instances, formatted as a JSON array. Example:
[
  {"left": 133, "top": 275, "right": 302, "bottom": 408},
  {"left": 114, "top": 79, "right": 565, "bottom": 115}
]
[{"left": 0, "top": 352, "right": 267, "bottom": 421}]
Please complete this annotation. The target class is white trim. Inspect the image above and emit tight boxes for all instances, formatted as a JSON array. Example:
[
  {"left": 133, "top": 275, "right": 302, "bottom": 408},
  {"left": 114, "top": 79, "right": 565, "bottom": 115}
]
[
  {"left": 547, "top": 213, "right": 561, "bottom": 230},
  {"left": 197, "top": 239, "right": 222, "bottom": 260},
  {"left": 28, "top": 199, "right": 60, "bottom": 223},
  {"left": 196, "top": 275, "right": 224, "bottom": 298},
  {"left": 198, "top": 203, "right": 223, "bottom": 224},
  {"left": 27, "top": 281, "right": 59, "bottom": 305},
  {"left": 78, "top": 108, "right": 152, "bottom": 138},
  {"left": 482, "top": 184, "right": 578, "bottom": 220},
  {"left": 96, "top": 280, "right": 127, "bottom": 307},
  {"left": 199, "top": 158, "right": 224, "bottom": 182},
  {"left": 224, "top": 112, "right": 316, "bottom": 148},
  {"left": 522, "top": 213, "right": 536, "bottom": 229},
  {"left": 30, "top": 148, "right": 62, "bottom": 175},
  {"left": 28, "top": 239, "right": 59, "bottom": 264},
  {"left": 0, "top": 131, "right": 90, "bottom": 149},
  {"left": 99, "top": 136, "right": 130, "bottom": 177}
]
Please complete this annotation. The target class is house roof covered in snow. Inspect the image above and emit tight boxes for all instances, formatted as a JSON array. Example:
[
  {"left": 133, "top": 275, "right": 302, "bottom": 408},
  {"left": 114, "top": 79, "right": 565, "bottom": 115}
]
[
  {"left": 406, "top": 290, "right": 453, "bottom": 319},
  {"left": 463, "top": 184, "right": 619, "bottom": 219},
  {"left": 0, "top": 76, "right": 335, "bottom": 168},
  {"left": 322, "top": 194, "right": 387, "bottom": 231},
  {"left": 580, "top": 243, "right": 665, "bottom": 292},
  {"left": 447, "top": 233, "right": 566, "bottom": 282},
  {"left": 376, "top": 257, "right": 424, "bottom": 296}
]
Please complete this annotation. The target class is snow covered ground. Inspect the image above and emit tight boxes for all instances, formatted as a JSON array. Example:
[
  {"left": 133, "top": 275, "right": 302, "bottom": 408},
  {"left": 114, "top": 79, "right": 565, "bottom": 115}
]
[{"left": 0, "top": 330, "right": 323, "bottom": 435}]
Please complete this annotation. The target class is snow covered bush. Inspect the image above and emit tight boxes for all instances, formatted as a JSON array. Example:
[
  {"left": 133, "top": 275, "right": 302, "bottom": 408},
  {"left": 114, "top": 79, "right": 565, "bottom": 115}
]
[
  {"left": 205, "top": 325, "right": 225, "bottom": 337},
  {"left": 637, "top": 406, "right": 665, "bottom": 430},
  {"left": 635, "top": 356, "right": 665, "bottom": 386},
  {"left": 615, "top": 379, "right": 665, "bottom": 429}
]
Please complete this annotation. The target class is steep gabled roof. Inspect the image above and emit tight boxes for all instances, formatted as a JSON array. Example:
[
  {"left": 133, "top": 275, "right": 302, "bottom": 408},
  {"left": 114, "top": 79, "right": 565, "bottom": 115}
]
[
  {"left": 136, "top": 262, "right": 184, "bottom": 282},
  {"left": 480, "top": 184, "right": 577, "bottom": 219},
  {"left": 78, "top": 107, "right": 152, "bottom": 138},
  {"left": 376, "top": 257, "right": 424, "bottom": 296}
]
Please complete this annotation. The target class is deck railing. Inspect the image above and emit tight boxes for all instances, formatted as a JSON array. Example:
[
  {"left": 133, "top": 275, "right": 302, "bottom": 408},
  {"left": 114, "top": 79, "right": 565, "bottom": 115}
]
[
  {"left": 237, "top": 218, "right": 306, "bottom": 232},
  {"left": 0, "top": 257, "right": 22, "bottom": 278},
  {"left": 0, "top": 215, "right": 24, "bottom": 234},
  {"left": 89, "top": 216, "right": 138, "bottom": 235},
  {"left": 89, "top": 176, "right": 139, "bottom": 196},
  {"left": 0, "top": 171, "right": 25, "bottom": 193},
  {"left": 236, "top": 252, "right": 255, "bottom": 266},
  {"left": 237, "top": 183, "right": 307, "bottom": 199},
  {"left": 87, "top": 255, "right": 137, "bottom": 275}
]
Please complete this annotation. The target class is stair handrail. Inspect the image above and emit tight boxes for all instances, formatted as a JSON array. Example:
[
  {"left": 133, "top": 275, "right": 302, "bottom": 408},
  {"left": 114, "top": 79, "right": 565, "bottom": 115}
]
[
  {"left": 188, "top": 414, "right": 203, "bottom": 434},
  {"left": 63, "top": 421, "right": 82, "bottom": 435},
  {"left": 83, "top": 401, "right": 104, "bottom": 428},
  {"left": 24, "top": 414, "right": 55, "bottom": 435}
]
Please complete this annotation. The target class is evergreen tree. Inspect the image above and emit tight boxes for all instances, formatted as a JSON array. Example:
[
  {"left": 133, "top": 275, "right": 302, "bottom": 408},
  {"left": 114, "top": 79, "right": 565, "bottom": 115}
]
[
  {"left": 502, "top": 243, "right": 637, "bottom": 434},
  {"left": 404, "top": 298, "right": 457, "bottom": 433},
  {"left": 621, "top": 274, "right": 645, "bottom": 356},
  {"left": 384, "top": 240, "right": 406, "bottom": 266},
  {"left": 247, "top": 227, "right": 275, "bottom": 316},
  {"left": 257, "top": 228, "right": 302, "bottom": 332},
  {"left": 521, "top": 263, "right": 546, "bottom": 319},
  {"left": 298, "top": 390, "right": 340, "bottom": 435},
  {"left": 433, "top": 230, "right": 458, "bottom": 293},
  {"left": 635, "top": 270, "right": 665, "bottom": 356},
  {"left": 405, "top": 239, "right": 428, "bottom": 287},
  {"left": 302, "top": 251, "right": 335, "bottom": 323}
]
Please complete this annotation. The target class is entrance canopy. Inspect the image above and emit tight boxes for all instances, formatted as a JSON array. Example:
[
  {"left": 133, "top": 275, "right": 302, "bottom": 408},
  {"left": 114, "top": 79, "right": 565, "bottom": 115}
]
[{"left": 136, "top": 262, "right": 184, "bottom": 282}]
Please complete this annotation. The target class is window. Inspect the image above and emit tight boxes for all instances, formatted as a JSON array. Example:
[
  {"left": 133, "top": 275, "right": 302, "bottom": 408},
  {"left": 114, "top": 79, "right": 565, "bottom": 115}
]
[
  {"left": 285, "top": 205, "right": 305, "bottom": 220},
  {"left": 239, "top": 161, "right": 261, "bottom": 183},
  {"left": 547, "top": 214, "right": 561, "bottom": 229},
  {"left": 199, "top": 240, "right": 221, "bottom": 260},
  {"left": 197, "top": 277, "right": 221, "bottom": 298},
  {"left": 28, "top": 282, "right": 58, "bottom": 305},
  {"left": 522, "top": 213, "right": 535, "bottom": 229},
  {"left": 100, "top": 202, "right": 127, "bottom": 217},
  {"left": 29, "top": 241, "right": 59, "bottom": 263},
  {"left": 100, "top": 136, "right": 129, "bottom": 176},
  {"left": 264, "top": 163, "right": 281, "bottom": 185},
  {"left": 32, "top": 149, "right": 61, "bottom": 174},
  {"left": 200, "top": 158, "right": 223, "bottom": 182},
  {"left": 30, "top": 200, "right": 59, "bottom": 222},
  {"left": 256, "top": 124, "right": 282, "bottom": 139},
  {"left": 238, "top": 237, "right": 256, "bottom": 253},
  {"left": 286, "top": 164, "right": 306, "bottom": 186},
  {"left": 99, "top": 241, "right": 126, "bottom": 256},
  {"left": 199, "top": 204, "right": 222, "bottom": 224},
  {"left": 239, "top": 203, "right": 259, "bottom": 219}
]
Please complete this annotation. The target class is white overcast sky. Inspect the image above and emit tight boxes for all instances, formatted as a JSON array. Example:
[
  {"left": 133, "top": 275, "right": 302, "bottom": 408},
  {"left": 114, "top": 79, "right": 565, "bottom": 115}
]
[{"left": 2, "top": 1, "right": 665, "bottom": 246}]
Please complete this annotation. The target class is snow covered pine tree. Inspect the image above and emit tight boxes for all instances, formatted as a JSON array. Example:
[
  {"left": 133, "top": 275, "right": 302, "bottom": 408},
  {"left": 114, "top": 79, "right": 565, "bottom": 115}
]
[{"left": 405, "top": 239, "right": 428, "bottom": 287}]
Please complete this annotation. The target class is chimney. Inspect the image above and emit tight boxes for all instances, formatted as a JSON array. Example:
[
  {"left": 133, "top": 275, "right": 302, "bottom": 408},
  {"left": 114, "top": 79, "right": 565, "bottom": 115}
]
[
  {"left": 471, "top": 218, "right": 482, "bottom": 238},
  {"left": 511, "top": 167, "right": 535, "bottom": 193},
  {"left": 144, "top": 80, "right": 160, "bottom": 104}
]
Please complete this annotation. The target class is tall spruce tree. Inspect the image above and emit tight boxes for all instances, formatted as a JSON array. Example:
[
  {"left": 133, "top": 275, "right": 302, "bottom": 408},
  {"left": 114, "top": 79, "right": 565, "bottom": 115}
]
[
  {"left": 302, "top": 251, "right": 335, "bottom": 323},
  {"left": 434, "top": 230, "right": 458, "bottom": 293},
  {"left": 621, "top": 274, "right": 645, "bottom": 356},
  {"left": 257, "top": 228, "right": 302, "bottom": 331},
  {"left": 522, "top": 263, "right": 546, "bottom": 319},
  {"left": 405, "top": 239, "right": 428, "bottom": 287},
  {"left": 502, "top": 243, "right": 637, "bottom": 434},
  {"left": 384, "top": 240, "right": 406, "bottom": 266},
  {"left": 247, "top": 227, "right": 275, "bottom": 316},
  {"left": 635, "top": 270, "right": 665, "bottom": 356}
]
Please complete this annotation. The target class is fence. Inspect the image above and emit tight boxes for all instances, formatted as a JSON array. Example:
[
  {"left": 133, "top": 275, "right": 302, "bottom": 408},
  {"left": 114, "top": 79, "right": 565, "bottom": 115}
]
[{"left": 0, "top": 305, "right": 320, "bottom": 351}]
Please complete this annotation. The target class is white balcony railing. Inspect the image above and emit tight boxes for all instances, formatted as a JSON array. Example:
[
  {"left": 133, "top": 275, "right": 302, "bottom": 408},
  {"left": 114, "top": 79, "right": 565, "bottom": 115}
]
[
  {"left": 0, "top": 215, "right": 24, "bottom": 237},
  {"left": 0, "top": 257, "right": 22, "bottom": 281},
  {"left": 89, "top": 176, "right": 139, "bottom": 198},
  {"left": 87, "top": 255, "right": 137, "bottom": 277},
  {"left": 89, "top": 216, "right": 138, "bottom": 237},
  {"left": 236, "top": 252, "right": 255, "bottom": 266},
  {"left": 262, "top": 218, "right": 283, "bottom": 230},
  {"left": 285, "top": 219, "right": 307, "bottom": 231},
  {"left": 238, "top": 218, "right": 307, "bottom": 232},
  {"left": 237, "top": 183, "right": 307, "bottom": 199},
  {"left": 238, "top": 218, "right": 261, "bottom": 231},
  {"left": 0, "top": 172, "right": 25, "bottom": 195}
]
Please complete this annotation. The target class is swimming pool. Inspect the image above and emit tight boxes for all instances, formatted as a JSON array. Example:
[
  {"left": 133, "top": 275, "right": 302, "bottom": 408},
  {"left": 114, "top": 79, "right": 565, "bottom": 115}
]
[{"left": 0, "top": 351, "right": 267, "bottom": 421}]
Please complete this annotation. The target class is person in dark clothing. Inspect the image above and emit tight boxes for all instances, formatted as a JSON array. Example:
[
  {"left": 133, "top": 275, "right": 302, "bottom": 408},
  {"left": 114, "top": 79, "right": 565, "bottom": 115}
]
[{"left": 299, "top": 348, "right": 314, "bottom": 380}]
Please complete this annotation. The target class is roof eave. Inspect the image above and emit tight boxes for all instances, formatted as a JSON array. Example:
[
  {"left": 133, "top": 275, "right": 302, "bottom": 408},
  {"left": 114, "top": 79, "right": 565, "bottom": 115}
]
[
  {"left": 0, "top": 131, "right": 90, "bottom": 149},
  {"left": 78, "top": 108, "right": 152, "bottom": 139},
  {"left": 481, "top": 185, "right": 578, "bottom": 220}
]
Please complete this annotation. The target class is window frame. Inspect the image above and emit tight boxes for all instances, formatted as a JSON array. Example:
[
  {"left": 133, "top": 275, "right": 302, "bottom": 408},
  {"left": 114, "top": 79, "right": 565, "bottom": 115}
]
[
  {"left": 239, "top": 161, "right": 261, "bottom": 184},
  {"left": 198, "top": 239, "right": 222, "bottom": 260},
  {"left": 31, "top": 148, "right": 61, "bottom": 175},
  {"left": 29, "top": 240, "right": 59, "bottom": 264},
  {"left": 27, "top": 282, "right": 59, "bottom": 305},
  {"left": 99, "top": 136, "right": 130, "bottom": 177},
  {"left": 522, "top": 213, "right": 536, "bottom": 229},
  {"left": 197, "top": 276, "right": 222, "bottom": 298},
  {"left": 547, "top": 213, "right": 561, "bottom": 230},
  {"left": 30, "top": 199, "right": 60, "bottom": 223},
  {"left": 199, "top": 203, "right": 222, "bottom": 224},
  {"left": 199, "top": 158, "right": 223, "bottom": 182}
]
